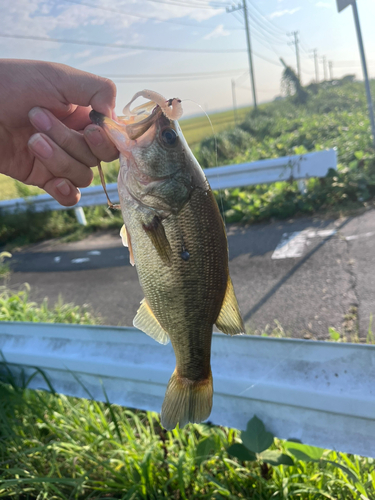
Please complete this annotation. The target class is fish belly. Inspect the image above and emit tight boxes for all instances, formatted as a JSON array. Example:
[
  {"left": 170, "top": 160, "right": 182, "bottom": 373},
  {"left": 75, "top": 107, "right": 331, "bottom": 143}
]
[{"left": 123, "top": 188, "right": 228, "bottom": 428}]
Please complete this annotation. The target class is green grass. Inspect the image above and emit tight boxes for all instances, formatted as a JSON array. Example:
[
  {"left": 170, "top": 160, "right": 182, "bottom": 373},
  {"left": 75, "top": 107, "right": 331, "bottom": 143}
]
[
  {"left": 0, "top": 285, "right": 98, "bottom": 324},
  {"left": 0, "top": 287, "right": 375, "bottom": 499},
  {"left": 1, "top": 367, "right": 374, "bottom": 499}
]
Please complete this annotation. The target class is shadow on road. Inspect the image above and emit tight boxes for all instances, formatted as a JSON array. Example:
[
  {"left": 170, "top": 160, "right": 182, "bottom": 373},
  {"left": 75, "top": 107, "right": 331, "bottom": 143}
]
[{"left": 242, "top": 218, "right": 351, "bottom": 322}]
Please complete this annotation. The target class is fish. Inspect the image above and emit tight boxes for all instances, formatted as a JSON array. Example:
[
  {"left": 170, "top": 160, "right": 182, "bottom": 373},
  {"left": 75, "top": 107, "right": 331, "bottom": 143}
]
[{"left": 90, "top": 90, "right": 244, "bottom": 430}]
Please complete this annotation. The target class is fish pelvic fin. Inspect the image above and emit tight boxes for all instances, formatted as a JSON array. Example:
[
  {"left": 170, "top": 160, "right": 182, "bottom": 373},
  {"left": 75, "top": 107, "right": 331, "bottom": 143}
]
[
  {"left": 160, "top": 369, "right": 213, "bottom": 430},
  {"left": 133, "top": 298, "right": 170, "bottom": 345},
  {"left": 215, "top": 276, "right": 245, "bottom": 335}
]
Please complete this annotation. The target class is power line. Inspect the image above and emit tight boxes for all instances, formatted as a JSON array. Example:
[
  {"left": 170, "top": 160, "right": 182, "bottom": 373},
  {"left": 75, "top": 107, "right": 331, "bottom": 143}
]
[
  {"left": 248, "top": 21, "right": 289, "bottom": 57},
  {"left": 62, "top": 0, "right": 243, "bottom": 29},
  {"left": 247, "top": 0, "right": 286, "bottom": 36},
  {"left": 334, "top": 60, "right": 375, "bottom": 66},
  {"left": 0, "top": 33, "right": 247, "bottom": 53},
  {"left": 140, "top": 0, "right": 230, "bottom": 10},
  {"left": 249, "top": 18, "right": 288, "bottom": 47},
  {"left": 248, "top": 9, "right": 288, "bottom": 44},
  {"left": 229, "top": 10, "right": 244, "bottom": 25},
  {"left": 244, "top": 50, "right": 281, "bottom": 66},
  {"left": 105, "top": 68, "right": 247, "bottom": 81},
  {"left": 114, "top": 75, "right": 242, "bottom": 82},
  {"left": 105, "top": 68, "right": 246, "bottom": 78},
  {"left": 229, "top": 4, "right": 289, "bottom": 59},
  {"left": 165, "top": 0, "right": 232, "bottom": 7}
]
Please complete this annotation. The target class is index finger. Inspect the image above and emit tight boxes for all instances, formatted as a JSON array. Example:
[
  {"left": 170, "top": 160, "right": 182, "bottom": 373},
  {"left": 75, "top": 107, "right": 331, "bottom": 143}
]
[{"left": 47, "top": 63, "right": 117, "bottom": 117}]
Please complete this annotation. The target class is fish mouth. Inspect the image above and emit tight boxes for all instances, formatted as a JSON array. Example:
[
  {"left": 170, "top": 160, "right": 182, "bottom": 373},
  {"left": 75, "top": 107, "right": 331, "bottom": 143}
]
[
  {"left": 89, "top": 110, "right": 106, "bottom": 126},
  {"left": 90, "top": 105, "right": 163, "bottom": 141},
  {"left": 126, "top": 106, "right": 163, "bottom": 140},
  {"left": 89, "top": 91, "right": 183, "bottom": 151}
]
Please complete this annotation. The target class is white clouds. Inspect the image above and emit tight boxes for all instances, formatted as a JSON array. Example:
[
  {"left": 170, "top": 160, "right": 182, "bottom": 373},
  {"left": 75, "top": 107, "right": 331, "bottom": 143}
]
[
  {"left": 203, "top": 24, "right": 230, "bottom": 40},
  {"left": 269, "top": 8, "right": 301, "bottom": 19},
  {"left": 0, "top": 0, "right": 223, "bottom": 40},
  {"left": 315, "top": 1, "right": 332, "bottom": 7}
]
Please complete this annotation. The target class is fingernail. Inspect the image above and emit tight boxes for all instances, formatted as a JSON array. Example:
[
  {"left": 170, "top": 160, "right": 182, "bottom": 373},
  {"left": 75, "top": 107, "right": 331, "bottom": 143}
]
[
  {"left": 85, "top": 127, "right": 104, "bottom": 147},
  {"left": 29, "top": 107, "right": 52, "bottom": 132},
  {"left": 28, "top": 134, "right": 53, "bottom": 159},
  {"left": 56, "top": 180, "right": 71, "bottom": 196}
]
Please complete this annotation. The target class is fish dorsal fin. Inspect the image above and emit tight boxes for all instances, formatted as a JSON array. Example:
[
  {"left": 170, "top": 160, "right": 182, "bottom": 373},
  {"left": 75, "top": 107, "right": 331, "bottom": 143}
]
[
  {"left": 133, "top": 298, "right": 170, "bottom": 345},
  {"left": 120, "top": 224, "right": 135, "bottom": 266},
  {"left": 142, "top": 216, "right": 172, "bottom": 266},
  {"left": 215, "top": 276, "right": 245, "bottom": 335}
]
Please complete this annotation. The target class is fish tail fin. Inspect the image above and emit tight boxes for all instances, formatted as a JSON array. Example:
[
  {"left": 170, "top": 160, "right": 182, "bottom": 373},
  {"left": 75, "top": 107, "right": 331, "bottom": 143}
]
[{"left": 160, "top": 368, "right": 213, "bottom": 430}]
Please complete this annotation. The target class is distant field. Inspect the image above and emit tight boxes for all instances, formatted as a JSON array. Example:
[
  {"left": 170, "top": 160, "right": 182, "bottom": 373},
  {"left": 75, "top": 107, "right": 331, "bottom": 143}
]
[
  {"left": 0, "top": 106, "right": 251, "bottom": 201},
  {"left": 180, "top": 106, "right": 251, "bottom": 146}
]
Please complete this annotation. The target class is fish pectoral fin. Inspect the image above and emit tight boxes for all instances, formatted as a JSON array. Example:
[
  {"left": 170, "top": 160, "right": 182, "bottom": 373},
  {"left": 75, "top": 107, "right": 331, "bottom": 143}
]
[
  {"left": 133, "top": 298, "right": 170, "bottom": 345},
  {"left": 120, "top": 224, "right": 135, "bottom": 266},
  {"left": 142, "top": 216, "right": 172, "bottom": 266},
  {"left": 215, "top": 276, "right": 245, "bottom": 335}
]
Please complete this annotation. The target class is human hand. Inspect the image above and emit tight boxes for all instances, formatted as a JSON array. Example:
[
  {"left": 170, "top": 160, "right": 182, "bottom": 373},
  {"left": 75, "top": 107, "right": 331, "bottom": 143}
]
[{"left": 0, "top": 59, "right": 119, "bottom": 206}]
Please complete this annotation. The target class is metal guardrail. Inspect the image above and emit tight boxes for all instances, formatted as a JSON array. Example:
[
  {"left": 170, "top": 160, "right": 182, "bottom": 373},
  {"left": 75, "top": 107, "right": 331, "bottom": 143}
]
[
  {"left": 1, "top": 320, "right": 374, "bottom": 458},
  {"left": 0, "top": 150, "right": 337, "bottom": 218}
]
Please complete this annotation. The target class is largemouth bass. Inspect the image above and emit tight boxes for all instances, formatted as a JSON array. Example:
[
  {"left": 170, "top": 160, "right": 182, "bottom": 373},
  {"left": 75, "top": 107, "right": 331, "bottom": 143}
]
[{"left": 90, "top": 90, "right": 244, "bottom": 430}]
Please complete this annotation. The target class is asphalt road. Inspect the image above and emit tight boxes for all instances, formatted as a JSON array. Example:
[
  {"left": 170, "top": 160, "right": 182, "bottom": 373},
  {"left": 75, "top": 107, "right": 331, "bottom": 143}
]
[{"left": 5, "top": 208, "right": 375, "bottom": 340}]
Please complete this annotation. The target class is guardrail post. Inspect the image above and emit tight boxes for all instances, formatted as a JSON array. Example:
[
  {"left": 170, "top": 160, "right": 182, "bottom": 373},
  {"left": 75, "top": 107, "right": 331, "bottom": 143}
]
[
  {"left": 297, "top": 180, "right": 307, "bottom": 194},
  {"left": 74, "top": 207, "right": 87, "bottom": 226}
]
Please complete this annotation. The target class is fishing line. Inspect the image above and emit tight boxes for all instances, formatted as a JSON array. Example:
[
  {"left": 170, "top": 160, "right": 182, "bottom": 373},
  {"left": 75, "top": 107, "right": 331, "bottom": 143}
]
[
  {"left": 237, "top": 342, "right": 304, "bottom": 397},
  {"left": 181, "top": 99, "right": 227, "bottom": 232},
  {"left": 97, "top": 161, "right": 120, "bottom": 210}
]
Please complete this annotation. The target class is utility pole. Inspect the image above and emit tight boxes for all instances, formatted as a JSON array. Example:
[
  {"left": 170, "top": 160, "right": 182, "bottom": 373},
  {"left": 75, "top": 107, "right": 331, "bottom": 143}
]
[
  {"left": 227, "top": 1, "right": 257, "bottom": 109},
  {"left": 337, "top": 0, "right": 375, "bottom": 147},
  {"left": 328, "top": 61, "right": 333, "bottom": 80},
  {"left": 310, "top": 49, "right": 319, "bottom": 83},
  {"left": 231, "top": 79, "right": 238, "bottom": 125},
  {"left": 288, "top": 31, "right": 301, "bottom": 83},
  {"left": 321, "top": 55, "right": 328, "bottom": 80}
]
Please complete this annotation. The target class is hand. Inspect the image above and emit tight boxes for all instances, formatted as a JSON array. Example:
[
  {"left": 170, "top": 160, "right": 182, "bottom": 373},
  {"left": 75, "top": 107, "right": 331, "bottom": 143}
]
[{"left": 0, "top": 59, "right": 119, "bottom": 206}]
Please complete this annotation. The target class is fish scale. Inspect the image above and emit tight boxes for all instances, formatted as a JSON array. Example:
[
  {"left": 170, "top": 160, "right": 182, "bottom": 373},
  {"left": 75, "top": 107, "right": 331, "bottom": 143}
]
[{"left": 89, "top": 90, "right": 244, "bottom": 429}]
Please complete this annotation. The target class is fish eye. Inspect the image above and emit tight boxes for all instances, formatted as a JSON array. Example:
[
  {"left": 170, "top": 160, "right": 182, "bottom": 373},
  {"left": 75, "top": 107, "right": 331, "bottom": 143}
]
[{"left": 161, "top": 128, "right": 178, "bottom": 146}]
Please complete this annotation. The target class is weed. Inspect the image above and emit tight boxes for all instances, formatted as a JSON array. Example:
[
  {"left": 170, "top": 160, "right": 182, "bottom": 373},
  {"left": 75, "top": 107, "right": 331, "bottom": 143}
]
[
  {"left": 0, "top": 251, "right": 11, "bottom": 279},
  {"left": 0, "top": 284, "right": 98, "bottom": 324},
  {"left": 1, "top": 288, "right": 375, "bottom": 498}
]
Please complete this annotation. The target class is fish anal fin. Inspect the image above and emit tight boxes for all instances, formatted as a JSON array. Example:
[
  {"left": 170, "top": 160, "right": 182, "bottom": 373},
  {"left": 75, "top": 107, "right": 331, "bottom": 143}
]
[
  {"left": 142, "top": 216, "right": 172, "bottom": 266},
  {"left": 215, "top": 276, "right": 245, "bottom": 335},
  {"left": 133, "top": 298, "right": 170, "bottom": 345},
  {"left": 120, "top": 224, "right": 135, "bottom": 266},
  {"left": 161, "top": 369, "right": 213, "bottom": 430}
]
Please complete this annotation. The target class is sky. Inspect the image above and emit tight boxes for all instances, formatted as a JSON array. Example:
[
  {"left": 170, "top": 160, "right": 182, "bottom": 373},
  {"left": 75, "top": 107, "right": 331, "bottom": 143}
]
[{"left": 1, "top": 0, "right": 375, "bottom": 117}]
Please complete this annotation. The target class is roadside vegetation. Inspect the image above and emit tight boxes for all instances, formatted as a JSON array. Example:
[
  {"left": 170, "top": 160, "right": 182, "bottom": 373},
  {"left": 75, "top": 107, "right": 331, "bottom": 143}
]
[
  {"left": 195, "top": 77, "right": 375, "bottom": 224},
  {"left": 1, "top": 286, "right": 374, "bottom": 498},
  {"left": 0, "top": 285, "right": 97, "bottom": 324},
  {"left": 1, "top": 77, "right": 375, "bottom": 248},
  {"left": 2, "top": 376, "right": 374, "bottom": 499}
]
